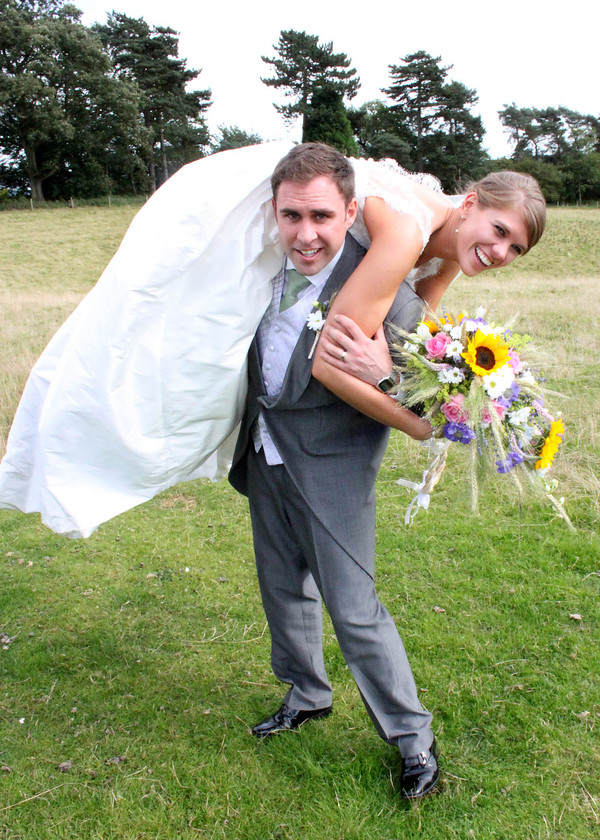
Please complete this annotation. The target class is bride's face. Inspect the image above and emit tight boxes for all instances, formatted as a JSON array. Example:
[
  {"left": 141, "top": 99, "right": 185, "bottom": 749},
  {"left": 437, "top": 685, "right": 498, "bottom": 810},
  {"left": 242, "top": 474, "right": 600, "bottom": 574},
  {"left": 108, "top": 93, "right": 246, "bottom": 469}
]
[{"left": 456, "top": 195, "right": 529, "bottom": 277}]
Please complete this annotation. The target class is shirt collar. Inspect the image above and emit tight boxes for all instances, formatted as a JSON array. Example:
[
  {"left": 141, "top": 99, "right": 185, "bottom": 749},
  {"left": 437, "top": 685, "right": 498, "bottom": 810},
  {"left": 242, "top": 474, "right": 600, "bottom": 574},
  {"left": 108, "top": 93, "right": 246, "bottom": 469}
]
[{"left": 285, "top": 243, "right": 345, "bottom": 287}]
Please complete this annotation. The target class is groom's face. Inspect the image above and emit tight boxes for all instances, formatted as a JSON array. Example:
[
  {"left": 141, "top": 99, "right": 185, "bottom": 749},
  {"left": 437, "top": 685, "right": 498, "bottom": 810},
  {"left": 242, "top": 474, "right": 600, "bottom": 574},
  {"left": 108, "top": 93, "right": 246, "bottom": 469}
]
[{"left": 273, "top": 176, "right": 358, "bottom": 276}]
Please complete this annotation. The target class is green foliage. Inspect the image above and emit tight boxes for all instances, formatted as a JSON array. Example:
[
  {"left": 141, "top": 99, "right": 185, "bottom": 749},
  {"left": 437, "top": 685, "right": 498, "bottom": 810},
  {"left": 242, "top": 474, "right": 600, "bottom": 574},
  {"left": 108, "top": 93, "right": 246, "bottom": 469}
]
[
  {"left": 349, "top": 100, "right": 414, "bottom": 167},
  {"left": 262, "top": 29, "right": 359, "bottom": 141},
  {"left": 498, "top": 104, "right": 600, "bottom": 202},
  {"left": 384, "top": 50, "right": 450, "bottom": 171},
  {"left": 302, "top": 84, "right": 358, "bottom": 155},
  {"left": 210, "top": 125, "right": 263, "bottom": 154},
  {"left": 94, "top": 12, "right": 211, "bottom": 192},
  {"left": 358, "top": 52, "right": 490, "bottom": 188},
  {"left": 422, "top": 81, "right": 488, "bottom": 190},
  {"left": 0, "top": 0, "right": 143, "bottom": 201},
  {"left": 0, "top": 1, "right": 210, "bottom": 200}
]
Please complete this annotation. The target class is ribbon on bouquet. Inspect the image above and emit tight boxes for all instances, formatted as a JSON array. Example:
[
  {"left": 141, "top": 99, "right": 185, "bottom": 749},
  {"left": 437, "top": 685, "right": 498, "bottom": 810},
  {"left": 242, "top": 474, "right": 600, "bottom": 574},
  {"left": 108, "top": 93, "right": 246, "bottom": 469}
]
[{"left": 396, "top": 438, "right": 451, "bottom": 524}]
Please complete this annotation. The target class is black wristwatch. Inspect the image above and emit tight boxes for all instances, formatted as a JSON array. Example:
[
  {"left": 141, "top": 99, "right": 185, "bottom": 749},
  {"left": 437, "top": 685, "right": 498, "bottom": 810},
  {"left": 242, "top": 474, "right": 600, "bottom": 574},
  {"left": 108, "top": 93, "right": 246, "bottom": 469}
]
[{"left": 376, "top": 374, "right": 397, "bottom": 394}]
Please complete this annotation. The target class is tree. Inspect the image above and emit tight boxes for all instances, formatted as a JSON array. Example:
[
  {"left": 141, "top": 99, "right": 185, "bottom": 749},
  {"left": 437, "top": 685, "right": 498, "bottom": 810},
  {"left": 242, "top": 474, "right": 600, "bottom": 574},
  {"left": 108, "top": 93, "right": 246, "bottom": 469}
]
[
  {"left": 499, "top": 104, "right": 599, "bottom": 161},
  {"left": 94, "top": 13, "right": 211, "bottom": 191},
  {"left": 302, "top": 84, "right": 358, "bottom": 155},
  {"left": 422, "top": 81, "right": 488, "bottom": 190},
  {"left": 488, "top": 156, "right": 565, "bottom": 204},
  {"left": 0, "top": 0, "right": 141, "bottom": 200},
  {"left": 261, "top": 30, "right": 359, "bottom": 141},
  {"left": 562, "top": 151, "right": 600, "bottom": 203},
  {"left": 498, "top": 104, "right": 600, "bottom": 202},
  {"left": 349, "top": 100, "right": 413, "bottom": 168},
  {"left": 498, "top": 103, "right": 543, "bottom": 158},
  {"left": 384, "top": 51, "right": 449, "bottom": 171},
  {"left": 210, "top": 125, "right": 262, "bottom": 154},
  {"left": 380, "top": 52, "right": 487, "bottom": 187}
]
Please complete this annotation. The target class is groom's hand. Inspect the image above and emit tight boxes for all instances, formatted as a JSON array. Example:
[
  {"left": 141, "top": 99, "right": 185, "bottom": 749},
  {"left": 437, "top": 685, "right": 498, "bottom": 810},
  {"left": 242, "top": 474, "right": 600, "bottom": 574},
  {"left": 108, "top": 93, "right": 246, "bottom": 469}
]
[{"left": 319, "top": 314, "right": 393, "bottom": 387}]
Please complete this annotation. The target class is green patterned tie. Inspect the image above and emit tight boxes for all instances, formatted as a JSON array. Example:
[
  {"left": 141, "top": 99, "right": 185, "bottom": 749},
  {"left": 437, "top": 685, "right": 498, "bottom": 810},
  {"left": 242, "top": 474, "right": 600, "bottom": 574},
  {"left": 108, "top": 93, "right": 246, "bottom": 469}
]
[{"left": 279, "top": 268, "right": 311, "bottom": 312}]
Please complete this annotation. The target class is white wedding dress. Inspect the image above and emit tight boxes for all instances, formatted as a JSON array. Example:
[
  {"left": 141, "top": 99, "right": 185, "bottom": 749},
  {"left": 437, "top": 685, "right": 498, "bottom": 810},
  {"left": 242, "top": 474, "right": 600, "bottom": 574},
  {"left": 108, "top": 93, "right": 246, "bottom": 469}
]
[{"left": 0, "top": 142, "right": 447, "bottom": 538}]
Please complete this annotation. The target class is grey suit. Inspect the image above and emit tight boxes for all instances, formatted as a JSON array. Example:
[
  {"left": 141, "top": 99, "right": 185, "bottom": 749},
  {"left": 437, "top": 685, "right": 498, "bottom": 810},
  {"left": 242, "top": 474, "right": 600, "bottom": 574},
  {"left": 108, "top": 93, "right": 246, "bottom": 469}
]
[{"left": 229, "top": 233, "right": 432, "bottom": 756}]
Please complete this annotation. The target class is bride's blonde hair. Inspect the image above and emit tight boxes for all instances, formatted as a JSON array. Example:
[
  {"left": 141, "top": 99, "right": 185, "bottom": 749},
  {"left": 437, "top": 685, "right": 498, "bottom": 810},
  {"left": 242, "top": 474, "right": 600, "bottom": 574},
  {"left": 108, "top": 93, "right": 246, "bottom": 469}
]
[{"left": 467, "top": 171, "right": 546, "bottom": 251}]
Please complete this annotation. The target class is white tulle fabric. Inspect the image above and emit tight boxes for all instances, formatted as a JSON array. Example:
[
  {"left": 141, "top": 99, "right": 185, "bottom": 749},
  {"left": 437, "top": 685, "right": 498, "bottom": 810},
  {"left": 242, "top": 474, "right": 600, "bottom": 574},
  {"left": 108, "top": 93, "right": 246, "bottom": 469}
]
[
  {"left": 350, "top": 157, "right": 441, "bottom": 249},
  {"left": 0, "top": 143, "right": 448, "bottom": 538}
]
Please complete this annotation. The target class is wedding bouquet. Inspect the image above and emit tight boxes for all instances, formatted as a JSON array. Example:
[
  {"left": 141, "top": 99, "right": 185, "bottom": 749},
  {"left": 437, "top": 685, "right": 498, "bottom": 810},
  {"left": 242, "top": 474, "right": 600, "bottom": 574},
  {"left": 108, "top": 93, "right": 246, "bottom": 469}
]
[{"left": 392, "top": 308, "right": 573, "bottom": 529}]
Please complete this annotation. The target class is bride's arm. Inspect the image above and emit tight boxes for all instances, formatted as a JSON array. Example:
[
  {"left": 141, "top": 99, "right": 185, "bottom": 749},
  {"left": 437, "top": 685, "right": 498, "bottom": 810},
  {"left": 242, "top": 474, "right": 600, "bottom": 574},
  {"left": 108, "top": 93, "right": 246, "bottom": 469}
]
[
  {"left": 312, "top": 196, "right": 432, "bottom": 439},
  {"left": 415, "top": 259, "right": 461, "bottom": 312}
]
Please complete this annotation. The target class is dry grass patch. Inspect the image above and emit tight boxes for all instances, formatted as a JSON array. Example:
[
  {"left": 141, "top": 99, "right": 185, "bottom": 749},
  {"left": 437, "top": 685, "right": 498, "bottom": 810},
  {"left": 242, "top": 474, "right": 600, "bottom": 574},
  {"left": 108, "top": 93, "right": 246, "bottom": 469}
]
[
  {"left": 0, "top": 206, "right": 139, "bottom": 294},
  {"left": 0, "top": 290, "right": 86, "bottom": 453},
  {"left": 503, "top": 206, "right": 600, "bottom": 278}
]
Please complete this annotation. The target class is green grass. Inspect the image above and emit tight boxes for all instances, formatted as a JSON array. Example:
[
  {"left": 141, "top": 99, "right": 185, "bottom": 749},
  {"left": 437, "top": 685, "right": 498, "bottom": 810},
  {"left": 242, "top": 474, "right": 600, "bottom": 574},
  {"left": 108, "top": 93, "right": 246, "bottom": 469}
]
[{"left": 0, "top": 206, "right": 598, "bottom": 839}]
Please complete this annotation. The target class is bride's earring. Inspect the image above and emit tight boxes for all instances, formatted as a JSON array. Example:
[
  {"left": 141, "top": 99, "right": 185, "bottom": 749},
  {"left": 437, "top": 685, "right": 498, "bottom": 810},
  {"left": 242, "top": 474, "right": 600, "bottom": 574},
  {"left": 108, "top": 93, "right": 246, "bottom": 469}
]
[{"left": 455, "top": 214, "right": 466, "bottom": 234}]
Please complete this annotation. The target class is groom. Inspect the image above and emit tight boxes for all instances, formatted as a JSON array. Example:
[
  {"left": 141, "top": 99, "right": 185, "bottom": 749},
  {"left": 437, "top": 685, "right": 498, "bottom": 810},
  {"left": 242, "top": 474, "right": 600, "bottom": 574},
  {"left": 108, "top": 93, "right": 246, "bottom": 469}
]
[{"left": 228, "top": 143, "right": 439, "bottom": 799}]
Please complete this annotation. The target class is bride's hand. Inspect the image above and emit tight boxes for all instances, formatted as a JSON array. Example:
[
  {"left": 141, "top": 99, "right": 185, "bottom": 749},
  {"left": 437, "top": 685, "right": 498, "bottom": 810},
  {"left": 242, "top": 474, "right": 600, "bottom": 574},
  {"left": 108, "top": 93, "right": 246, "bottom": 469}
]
[{"left": 318, "top": 314, "right": 393, "bottom": 387}]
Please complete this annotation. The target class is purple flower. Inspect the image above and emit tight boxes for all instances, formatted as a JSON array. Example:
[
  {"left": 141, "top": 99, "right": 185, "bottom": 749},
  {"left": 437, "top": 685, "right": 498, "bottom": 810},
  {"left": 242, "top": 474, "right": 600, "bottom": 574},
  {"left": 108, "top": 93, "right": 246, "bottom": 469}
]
[
  {"left": 496, "top": 450, "right": 525, "bottom": 474},
  {"left": 498, "top": 381, "right": 521, "bottom": 409},
  {"left": 443, "top": 422, "right": 475, "bottom": 444}
]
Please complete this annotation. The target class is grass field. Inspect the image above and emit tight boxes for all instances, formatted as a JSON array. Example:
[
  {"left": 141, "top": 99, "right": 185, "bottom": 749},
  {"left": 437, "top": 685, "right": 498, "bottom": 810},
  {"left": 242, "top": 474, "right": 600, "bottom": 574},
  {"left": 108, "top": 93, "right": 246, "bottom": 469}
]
[{"left": 0, "top": 205, "right": 598, "bottom": 839}]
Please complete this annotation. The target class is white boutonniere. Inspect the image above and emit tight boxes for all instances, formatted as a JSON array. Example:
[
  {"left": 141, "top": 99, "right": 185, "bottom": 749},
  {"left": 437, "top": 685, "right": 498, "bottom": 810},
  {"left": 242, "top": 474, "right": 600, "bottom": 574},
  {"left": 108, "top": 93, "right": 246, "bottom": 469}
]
[{"left": 306, "top": 296, "right": 336, "bottom": 359}]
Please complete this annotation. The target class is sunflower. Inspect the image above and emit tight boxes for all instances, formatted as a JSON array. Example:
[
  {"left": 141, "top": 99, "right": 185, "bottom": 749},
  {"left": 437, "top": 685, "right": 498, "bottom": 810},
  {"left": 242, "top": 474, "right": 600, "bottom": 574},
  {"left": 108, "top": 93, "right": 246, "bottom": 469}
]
[
  {"left": 461, "top": 330, "right": 511, "bottom": 377},
  {"left": 536, "top": 419, "right": 565, "bottom": 470}
]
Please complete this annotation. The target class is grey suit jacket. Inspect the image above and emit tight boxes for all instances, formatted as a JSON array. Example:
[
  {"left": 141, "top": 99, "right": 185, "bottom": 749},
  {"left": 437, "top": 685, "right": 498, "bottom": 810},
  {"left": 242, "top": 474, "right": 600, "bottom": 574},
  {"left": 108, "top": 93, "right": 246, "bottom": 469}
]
[{"left": 229, "top": 233, "right": 424, "bottom": 569}]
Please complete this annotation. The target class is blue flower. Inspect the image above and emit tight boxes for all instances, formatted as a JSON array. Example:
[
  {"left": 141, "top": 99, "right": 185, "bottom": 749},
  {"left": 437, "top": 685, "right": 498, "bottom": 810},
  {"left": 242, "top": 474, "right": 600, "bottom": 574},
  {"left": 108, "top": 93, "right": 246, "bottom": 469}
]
[
  {"left": 498, "top": 381, "right": 521, "bottom": 409},
  {"left": 496, "top": 450, "right": 525, "bottom": 473},
  {"left": 443, "top": 422, "right": 475, "bottom": 444}
]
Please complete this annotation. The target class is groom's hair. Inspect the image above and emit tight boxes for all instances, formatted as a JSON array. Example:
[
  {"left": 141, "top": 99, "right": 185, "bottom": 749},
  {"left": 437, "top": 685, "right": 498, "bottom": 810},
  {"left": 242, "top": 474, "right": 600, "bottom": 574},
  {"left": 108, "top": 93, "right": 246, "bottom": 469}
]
[{"left": 271, "top": 143, "right": 355, "bottom": 206}]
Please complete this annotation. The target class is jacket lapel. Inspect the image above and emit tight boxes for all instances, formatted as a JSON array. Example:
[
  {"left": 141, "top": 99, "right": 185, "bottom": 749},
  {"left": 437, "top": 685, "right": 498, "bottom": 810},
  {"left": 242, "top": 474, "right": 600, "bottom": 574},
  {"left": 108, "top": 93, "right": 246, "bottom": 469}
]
[{"left": 264, "top": 233, "right": 363, "bottom": 409}]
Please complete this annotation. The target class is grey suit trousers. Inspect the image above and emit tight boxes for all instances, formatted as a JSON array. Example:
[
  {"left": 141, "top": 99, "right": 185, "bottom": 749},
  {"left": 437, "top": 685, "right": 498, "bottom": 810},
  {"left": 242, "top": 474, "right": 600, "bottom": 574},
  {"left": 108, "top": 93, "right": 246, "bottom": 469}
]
[{"left": 247, "top": 444, "right": 433, "bottom": 758}]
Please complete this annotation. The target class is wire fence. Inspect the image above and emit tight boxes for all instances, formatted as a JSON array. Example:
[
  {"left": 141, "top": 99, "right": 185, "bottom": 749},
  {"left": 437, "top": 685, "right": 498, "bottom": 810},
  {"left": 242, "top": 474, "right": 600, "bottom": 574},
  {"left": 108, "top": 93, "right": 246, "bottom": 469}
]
[{"left": 0, "top": 194, "right": 148, "bottom": 212}]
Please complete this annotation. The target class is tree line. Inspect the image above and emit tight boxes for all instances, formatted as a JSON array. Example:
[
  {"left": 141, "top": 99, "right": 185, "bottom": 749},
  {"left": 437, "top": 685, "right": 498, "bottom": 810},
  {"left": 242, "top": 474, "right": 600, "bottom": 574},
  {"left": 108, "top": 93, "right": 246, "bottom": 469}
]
[{"left": 1, "top": 1, "right": 599, "bottom": 203}]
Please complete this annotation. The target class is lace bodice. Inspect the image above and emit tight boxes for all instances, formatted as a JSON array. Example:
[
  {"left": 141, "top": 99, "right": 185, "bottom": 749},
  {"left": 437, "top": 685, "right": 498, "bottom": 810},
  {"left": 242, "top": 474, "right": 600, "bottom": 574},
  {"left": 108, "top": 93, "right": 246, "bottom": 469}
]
[{"left": 349, "top": 157, "right": 446, "bottom": 289}]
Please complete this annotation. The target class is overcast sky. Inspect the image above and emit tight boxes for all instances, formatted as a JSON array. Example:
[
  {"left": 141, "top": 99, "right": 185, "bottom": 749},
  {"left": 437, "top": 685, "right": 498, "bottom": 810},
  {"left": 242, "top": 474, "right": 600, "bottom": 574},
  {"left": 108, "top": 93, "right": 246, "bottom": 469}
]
[{"left": 76, "top": 0, "right": 598, "bottom": 158}]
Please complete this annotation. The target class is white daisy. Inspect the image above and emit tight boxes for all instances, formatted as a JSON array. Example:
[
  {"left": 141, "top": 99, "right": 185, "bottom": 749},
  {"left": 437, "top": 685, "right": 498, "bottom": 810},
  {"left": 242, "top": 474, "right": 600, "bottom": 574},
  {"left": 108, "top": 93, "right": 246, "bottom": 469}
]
[
  {"left": 508, "top": 406, "right": 532, "bottom": 426},
  {"left": 438, "top": 366, "right": 465, "bottom": 384},
  {"left": 446, "top": 339, "right": 464, "bottom": 360},
  {"left": 483, "top": 364, "right": 514, "bottom": 398},
  {"left": 446, "top": 367, "right": 465, "bottom": 384},
  {"left": 306, "top": 310, "right": 324, "bottom": 331}
]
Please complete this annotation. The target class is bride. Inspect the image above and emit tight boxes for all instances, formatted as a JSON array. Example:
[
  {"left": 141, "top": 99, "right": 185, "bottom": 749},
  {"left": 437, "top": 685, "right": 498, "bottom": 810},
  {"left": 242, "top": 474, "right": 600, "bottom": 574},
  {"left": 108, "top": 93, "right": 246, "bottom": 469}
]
[{"left": 0, "top": 141, "right": 545, "bottom": 537}]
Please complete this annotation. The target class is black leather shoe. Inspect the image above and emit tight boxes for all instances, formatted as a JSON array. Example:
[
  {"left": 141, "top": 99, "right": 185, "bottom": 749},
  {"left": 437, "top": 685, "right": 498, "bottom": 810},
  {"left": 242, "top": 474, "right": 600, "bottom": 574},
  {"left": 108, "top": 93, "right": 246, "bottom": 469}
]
[
  {"left": 400, "top": 740, "right": 440, "bottom": 800},
  {"left": 251, "top": 703, "right": 332, "bottom": 738}
]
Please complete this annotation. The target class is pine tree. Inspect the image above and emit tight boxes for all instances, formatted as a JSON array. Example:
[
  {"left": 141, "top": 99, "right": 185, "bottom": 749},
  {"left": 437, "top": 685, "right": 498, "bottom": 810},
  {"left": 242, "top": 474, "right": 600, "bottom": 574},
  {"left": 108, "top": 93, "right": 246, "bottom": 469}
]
[
  {"left": 262, "top": 30, "right": 359, "bottom": 141},
  {"left": 95, "top": 13, "right": 211, "bottom": 190}
]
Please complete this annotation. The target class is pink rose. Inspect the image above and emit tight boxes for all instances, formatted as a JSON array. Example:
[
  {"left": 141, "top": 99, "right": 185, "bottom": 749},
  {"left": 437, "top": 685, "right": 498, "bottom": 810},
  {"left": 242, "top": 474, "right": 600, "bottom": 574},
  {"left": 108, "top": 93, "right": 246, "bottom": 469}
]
[
  {"left": 481, "top": 400, "right": 507, "bottom": 425},
  {"left": 441, "top": 393, "right": 469, "bottom": 424},
  {"left": 508, "top": 350, "right": 522, "bottom": 373},
  {"left": 425, "top": 331, "right": 451, "bottom": 359}
]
